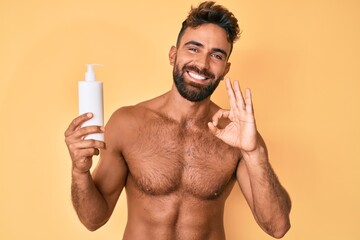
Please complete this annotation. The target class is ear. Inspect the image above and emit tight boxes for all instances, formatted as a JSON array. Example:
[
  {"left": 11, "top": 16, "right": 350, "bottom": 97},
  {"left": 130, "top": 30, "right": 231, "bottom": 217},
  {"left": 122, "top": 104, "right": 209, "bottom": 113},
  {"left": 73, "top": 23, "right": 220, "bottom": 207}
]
[{"left": 169, "top": 46, "right": 177, "bottom": 66}]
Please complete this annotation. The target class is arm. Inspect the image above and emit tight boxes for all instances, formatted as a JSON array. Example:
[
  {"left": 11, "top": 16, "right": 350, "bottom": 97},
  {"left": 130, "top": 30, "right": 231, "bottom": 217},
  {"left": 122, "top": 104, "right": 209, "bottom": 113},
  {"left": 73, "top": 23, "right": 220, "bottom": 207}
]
[
  {"left": 237, "top": 135, "right": 291, "bottom": 238},
  {"left": 64, "top": 112, "right": 128, "bottom": 231},
  {"left": 208, "top": 78, "right": 291, "bottom": 238}
]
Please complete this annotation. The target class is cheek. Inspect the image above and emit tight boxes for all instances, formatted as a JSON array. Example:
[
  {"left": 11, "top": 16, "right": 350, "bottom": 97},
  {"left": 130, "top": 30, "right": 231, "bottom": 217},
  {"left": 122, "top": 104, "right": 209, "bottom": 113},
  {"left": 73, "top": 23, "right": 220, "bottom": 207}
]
[
  {"left": 177, "top": 51, "right": 197, "bottom": 64},
  {"left": 212, "top": 63, "right": 228, "bottom": 77},
  {"left": 174, "top": 58, "right": 189, "bottom": 71}
]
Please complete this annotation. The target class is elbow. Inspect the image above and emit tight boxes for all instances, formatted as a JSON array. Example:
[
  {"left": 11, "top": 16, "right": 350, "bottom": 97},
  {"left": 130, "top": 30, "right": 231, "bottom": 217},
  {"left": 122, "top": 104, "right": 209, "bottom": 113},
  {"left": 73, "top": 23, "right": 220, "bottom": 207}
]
[
  {"left": 78, "top": 209, "right": 110, "bottom": 231},
  {"left": 269, "top": 219, "right": 291, "bottom": 239},
  {"left": 85, "top": 224, "right": 102, "bottom": 232},
  {"left": 258, "top": 213, "right": 291, "bottom": 239},
  {"left": 81, "top": 218, "right": 107, "bottom": 232}
]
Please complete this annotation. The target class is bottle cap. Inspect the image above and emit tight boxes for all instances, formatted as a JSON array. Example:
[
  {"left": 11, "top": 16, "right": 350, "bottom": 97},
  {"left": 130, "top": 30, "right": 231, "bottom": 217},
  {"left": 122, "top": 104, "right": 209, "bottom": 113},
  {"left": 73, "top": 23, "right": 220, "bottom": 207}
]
[{"left": 85, "top": 64, "right": 102, "bottom": 81}]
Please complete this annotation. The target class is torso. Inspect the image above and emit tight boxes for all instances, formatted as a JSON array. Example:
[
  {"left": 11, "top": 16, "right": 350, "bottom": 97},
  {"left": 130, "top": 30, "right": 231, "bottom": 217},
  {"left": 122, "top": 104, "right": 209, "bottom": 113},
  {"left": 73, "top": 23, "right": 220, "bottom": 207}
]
[{"left": 116, "top": 97, "right": 241, "bottom": 240}]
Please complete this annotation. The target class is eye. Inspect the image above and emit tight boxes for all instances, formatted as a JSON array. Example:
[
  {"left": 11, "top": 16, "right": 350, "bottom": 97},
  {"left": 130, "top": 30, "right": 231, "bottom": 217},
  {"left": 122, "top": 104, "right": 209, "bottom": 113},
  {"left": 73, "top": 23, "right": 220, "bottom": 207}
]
[
  {"left": 211, "top": 53, "right": 223, "bottom": 60},
  {"left": 188, "top": 47, "right": 199, "bottom": 53}
]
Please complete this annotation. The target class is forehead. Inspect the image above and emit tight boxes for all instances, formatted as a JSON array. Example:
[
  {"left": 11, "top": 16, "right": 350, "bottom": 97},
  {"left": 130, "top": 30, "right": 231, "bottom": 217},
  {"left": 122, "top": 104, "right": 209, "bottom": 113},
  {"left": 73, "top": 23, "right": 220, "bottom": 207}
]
[{"left": 179, "top": 23, "right": 231, "bottom": 54}]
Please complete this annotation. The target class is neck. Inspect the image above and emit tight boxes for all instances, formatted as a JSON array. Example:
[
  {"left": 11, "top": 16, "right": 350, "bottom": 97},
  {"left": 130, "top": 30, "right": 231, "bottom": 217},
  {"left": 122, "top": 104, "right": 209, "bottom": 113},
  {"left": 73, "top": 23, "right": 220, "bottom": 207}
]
[{"left": 162, "top": 84, "right": 214, "bottom": 123}]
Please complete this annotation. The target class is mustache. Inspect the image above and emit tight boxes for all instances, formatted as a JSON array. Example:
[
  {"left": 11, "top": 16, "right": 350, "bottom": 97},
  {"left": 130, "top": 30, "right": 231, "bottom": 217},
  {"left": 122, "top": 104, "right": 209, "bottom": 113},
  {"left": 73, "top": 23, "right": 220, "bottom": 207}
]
[{"left": 183, "top": 64, "right": 215, "bottom": 80}]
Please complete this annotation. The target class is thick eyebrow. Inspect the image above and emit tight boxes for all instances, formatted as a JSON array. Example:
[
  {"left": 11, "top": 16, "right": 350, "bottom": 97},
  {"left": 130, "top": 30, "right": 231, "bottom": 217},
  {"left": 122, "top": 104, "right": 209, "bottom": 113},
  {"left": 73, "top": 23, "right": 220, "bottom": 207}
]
[
  {"left": 184, "top": 40, "right": 203, "bottom": 47},
  {"left": 184, "top": 40, "right": 228, "bottom": 58}
]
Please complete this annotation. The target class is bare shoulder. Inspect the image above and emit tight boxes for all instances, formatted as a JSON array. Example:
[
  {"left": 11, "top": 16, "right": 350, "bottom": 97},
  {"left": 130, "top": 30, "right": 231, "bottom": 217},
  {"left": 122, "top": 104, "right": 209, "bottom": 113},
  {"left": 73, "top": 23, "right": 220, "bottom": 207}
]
[
  {"left": 105, "top": 98, "right": 164, "bottom": 145},
  {"left": 109, "top": 100, "right": 160, "bottom": 125},
  {"left": 109, "top": 105, "right": 144, "bottom": 123},
  {"left": 107, "top": 106, "right": 147, "bottom": 134}
]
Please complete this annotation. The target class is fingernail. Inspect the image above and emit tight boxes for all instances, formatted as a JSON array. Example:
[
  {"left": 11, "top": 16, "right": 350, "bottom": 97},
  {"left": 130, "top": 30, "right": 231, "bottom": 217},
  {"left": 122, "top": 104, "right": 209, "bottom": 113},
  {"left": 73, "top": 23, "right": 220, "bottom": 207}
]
[{"left": 87, "top": 112, "right": 92, "bottom": 117}]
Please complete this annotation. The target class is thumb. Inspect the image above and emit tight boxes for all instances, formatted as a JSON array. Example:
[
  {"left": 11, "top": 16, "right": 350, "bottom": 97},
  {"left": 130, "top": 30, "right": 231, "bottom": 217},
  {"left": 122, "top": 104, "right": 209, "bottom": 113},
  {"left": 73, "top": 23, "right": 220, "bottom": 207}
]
[{"left": 208, "top": 121, "right": 219, "bottom": 135}]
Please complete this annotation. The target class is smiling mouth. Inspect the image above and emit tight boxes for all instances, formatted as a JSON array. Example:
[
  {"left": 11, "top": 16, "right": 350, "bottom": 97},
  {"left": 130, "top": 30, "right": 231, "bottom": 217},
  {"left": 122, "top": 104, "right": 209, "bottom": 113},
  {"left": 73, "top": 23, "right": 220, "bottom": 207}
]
[{"left": 187, "top": 71, "right": 208, "bottom": 81}]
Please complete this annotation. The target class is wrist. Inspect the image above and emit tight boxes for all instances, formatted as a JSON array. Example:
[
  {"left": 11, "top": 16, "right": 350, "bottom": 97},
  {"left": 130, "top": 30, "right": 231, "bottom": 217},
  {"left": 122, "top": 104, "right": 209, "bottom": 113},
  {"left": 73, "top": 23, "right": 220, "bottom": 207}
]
[
  {"left": 241, "top": 144, "right": 268, "bottom": 164},
  {"left": 72, "top": 167, "right": 91, "bottom": 177}
]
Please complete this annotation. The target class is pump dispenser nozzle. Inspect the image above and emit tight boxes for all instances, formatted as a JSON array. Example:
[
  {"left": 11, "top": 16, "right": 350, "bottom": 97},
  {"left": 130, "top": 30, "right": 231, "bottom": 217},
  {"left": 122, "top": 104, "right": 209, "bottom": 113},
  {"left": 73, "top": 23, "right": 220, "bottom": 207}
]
[{"left": 85, "top": 64, "right": 102, "bottom": 81}]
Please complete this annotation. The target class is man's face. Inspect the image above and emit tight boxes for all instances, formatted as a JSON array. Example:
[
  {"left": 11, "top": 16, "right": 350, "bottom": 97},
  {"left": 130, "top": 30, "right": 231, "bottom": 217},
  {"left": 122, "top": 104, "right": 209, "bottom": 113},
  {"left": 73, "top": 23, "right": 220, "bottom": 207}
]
[{"left": 170, "top": 23, "right": 231, "bottom": 102}]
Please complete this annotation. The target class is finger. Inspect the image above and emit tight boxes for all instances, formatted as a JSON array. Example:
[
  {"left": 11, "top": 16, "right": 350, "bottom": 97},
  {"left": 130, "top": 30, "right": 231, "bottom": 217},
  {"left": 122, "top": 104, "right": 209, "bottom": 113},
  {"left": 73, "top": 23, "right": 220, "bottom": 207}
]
[
  {"left": 211, "top": 111, "right": 220, "bottom": 127},
  {"left": 72, "top": 148, "right": 100, "bottom": 161},
  {"left": 225, "top": 78, "right": 238, "bottom": 111},
  {"left": 233, "top": 80, "right": 245, "bottom": 110},
  {"left": 208, "top": 121, "right": 218, "bottom": 134},
  {"left": 69, "top": 139, "right": 106, "bottom": 151},
  {"left": 68, "top": 142, "right": 104, "bottom": 162},
  {"left": 64, "top": 113, "right": 93, "bottom": 137},
  {"left": 245, "top": 88, "right": 254, "bottom": 114},
  {"left": 65, "top": 125, "right": 105, "bottom": 145},
  {"left": 75, "top": 125, "right": 105, "bottom": 140},
  {"left": 211, "top": 109, "right": 229, "bottom": 126}
]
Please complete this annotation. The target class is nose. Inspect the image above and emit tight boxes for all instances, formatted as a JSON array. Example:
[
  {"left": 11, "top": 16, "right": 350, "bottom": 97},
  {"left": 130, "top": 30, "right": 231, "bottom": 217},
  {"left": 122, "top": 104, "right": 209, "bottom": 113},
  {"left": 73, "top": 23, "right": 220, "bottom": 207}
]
[{"left": 194, "top": 53, "right": 210, "bottom": 70}]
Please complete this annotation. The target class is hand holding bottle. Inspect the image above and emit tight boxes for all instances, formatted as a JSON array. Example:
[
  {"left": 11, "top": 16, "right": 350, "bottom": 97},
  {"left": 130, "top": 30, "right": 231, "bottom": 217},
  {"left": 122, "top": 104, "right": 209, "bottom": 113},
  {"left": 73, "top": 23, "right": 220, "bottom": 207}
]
[{"left": 64, "top": 113, "right": 105, "bottom": 174}]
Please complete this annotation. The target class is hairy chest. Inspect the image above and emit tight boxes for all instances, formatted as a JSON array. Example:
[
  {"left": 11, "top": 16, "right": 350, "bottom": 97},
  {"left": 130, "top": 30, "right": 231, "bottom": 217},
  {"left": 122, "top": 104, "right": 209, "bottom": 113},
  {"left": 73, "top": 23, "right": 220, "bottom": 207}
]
[{"left": 122, "top": 119, "right": 240, "bottom": 200}]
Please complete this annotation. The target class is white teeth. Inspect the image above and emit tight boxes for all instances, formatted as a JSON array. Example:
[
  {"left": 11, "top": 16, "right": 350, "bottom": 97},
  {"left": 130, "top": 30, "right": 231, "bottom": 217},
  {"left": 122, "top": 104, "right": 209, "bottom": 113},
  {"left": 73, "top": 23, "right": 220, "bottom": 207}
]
[{"left": 188, "top": 71, "right": 206, "bottom": 80}]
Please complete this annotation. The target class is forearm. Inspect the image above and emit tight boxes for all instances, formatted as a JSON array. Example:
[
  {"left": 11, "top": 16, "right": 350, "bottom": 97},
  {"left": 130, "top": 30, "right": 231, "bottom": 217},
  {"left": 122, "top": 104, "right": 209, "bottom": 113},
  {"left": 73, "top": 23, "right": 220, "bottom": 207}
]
[
  {"left": 71, "top": 170, "right": 109, "bottom": 231},
  {"left": 242, "top": 145, "right": 291, "bottom": 238}
]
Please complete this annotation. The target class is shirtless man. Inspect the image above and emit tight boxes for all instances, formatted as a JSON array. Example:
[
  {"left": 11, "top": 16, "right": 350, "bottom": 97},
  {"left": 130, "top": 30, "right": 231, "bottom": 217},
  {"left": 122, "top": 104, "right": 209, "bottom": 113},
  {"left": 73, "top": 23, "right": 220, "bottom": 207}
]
[{"left": 65, "top": 1, "right": 291, "bottom": 239}]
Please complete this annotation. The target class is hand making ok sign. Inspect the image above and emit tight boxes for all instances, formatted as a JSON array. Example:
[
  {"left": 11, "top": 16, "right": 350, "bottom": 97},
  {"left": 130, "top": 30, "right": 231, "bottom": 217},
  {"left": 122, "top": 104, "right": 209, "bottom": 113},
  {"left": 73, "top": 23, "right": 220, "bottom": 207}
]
[{"left": 208, "top": 77, "right": 259, "bottom": 153}]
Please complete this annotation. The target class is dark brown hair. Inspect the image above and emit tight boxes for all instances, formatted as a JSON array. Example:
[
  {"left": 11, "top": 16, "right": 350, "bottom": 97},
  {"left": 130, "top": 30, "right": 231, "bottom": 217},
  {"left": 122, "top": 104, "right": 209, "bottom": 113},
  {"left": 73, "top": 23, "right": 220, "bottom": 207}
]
[{"left": 176, "top": 1, "right": 240, "bottom": 54}]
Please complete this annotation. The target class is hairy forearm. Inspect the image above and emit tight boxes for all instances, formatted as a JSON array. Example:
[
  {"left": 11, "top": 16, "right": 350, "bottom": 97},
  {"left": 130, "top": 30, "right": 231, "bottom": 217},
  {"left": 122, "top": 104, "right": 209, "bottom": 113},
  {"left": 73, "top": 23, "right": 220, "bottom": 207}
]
[
  {"left": 71, "top": 170, "right": 109, "bottom": 231},
  {"left": 242, "top": 146, "right": 291, "bottom": 238}
]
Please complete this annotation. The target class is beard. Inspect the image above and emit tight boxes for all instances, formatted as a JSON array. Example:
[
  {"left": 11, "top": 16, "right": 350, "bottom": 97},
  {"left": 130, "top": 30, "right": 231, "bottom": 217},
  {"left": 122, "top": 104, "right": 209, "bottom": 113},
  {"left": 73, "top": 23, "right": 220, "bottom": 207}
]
[{"left": 173, "top": 63, "right": 223, "bottom": 102}]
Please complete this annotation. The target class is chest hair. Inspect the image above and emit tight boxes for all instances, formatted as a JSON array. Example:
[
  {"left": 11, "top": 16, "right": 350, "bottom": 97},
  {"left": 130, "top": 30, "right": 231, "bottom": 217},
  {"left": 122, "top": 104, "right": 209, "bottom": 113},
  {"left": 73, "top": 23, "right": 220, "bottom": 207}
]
[{"left": 123, "top": 115, "right": 240, "bottom": 199}]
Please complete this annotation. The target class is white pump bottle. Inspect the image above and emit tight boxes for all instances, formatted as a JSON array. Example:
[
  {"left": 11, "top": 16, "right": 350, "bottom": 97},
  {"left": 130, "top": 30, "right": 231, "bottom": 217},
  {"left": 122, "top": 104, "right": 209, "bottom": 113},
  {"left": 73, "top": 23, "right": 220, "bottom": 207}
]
[{"left": 78, "top": 64, "right": 104, "bottom": 141}]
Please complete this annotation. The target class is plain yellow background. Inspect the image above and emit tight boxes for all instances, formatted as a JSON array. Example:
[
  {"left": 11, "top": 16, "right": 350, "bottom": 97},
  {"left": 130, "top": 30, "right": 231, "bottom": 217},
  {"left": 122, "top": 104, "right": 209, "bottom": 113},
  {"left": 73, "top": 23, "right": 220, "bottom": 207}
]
[{"left": 1, "top": 0, "right": 359, "bottom": 239}]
